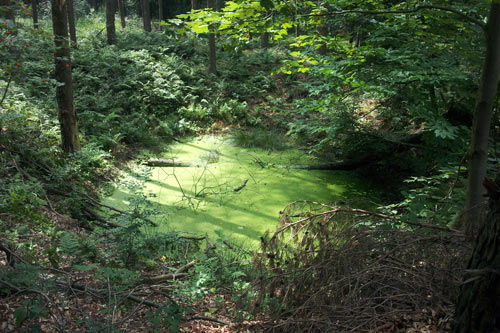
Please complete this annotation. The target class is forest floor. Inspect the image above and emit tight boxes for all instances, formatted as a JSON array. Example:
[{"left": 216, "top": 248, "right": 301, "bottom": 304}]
[{"left": 0, "top": 203, "right": 461, "bottom": 332}]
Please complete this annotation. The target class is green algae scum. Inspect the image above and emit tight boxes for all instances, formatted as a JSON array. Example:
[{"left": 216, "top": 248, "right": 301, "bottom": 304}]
[{"left": 105, "top": 136, "right": 373, "bottom": 247}]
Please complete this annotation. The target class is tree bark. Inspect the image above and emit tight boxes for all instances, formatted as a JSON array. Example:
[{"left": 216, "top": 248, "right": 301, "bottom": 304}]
[
  {"left": 215, "top": 0, "right": 222, "bottom": 11},
  {"left": 158, "top": 0, "right": 163, "bottom": 30},
  {"left": 141, "top": 0, "right": 151, "bottom": 32},
  {"left": 90, "top": 0, "right": 98, "bottom": 11},
  {"left": 66, "top": 0, "right": 77, "bottom": 46},
  {"left": 316, "top": 0, "right": 328, "bottom": 55},
  {"left": 191, "top": 0, "right": 197, "bottom": 10},
  {"left": 106, "top": 0, "right": 116, "bottom": 44},
  {"left": 261, "top": 32, "right": 269, "bottom": 48},
  {"left": 32, "top": 0, "right": 38, "bottom": 29},
  {"left": 117, "top": 0, "right": 125, "bottom": 28},
  {"left": 452, "top": 175, "right": 500, "bottom": 332},
  {"left": 207, "top": 0, "right": 216, "bottom": 74},
  {"left": 51, "top": 0, "right": 81, "bottom": 153},
  {"left": 1, "top": 0, "right": 15, "bottom": 23},
  {"left": 464, "top": 3, "right": 500, "bottom": 240}
]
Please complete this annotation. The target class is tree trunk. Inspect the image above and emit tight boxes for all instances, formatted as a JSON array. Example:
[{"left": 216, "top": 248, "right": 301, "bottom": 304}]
[
  {"left": 51, "top": 0, "right": 81, "bottom": 153},
  {"left": 316, "top": 0, "right": 327, "bottom": 55},
  {"left": 90, "top": 0, "right": 97, "bottom": 11},
  {"left": 261, "top": 32, "right": 269, "bottom": 48},
  {"left": 141, "top": 0, "right": 151, "bottom": 32},
  {"left": 158, "top": 0, "right": 163, "bottom": 30},
  {"left": 215, "top": 0, "right": 222, "bottom": 11},
  {"left": 191, "top": 0, "right": 197, "bottom": 10},
  {"left": 464, "top": 3, "right": 500, "bottom": 240},
  {"left": 106, "top": 0, "right": 116, "bottom": 44},
  {"left": 67, "top": 0, "right": 77, "bottom": 46},
  {"left": 452, "top": 175, "right": 500, "bottom": 332},
  {"left": 32, "top": 0, "right": 38, "bottom": 29},
  {"left": 1, "top": 0, "right": 15, "bottom": 23},
  {"left": 117, "top": 0, "right": 125, "bottom": 28},
  {"left": 207, "top": 0, "right": 216, "bottom": 74}
]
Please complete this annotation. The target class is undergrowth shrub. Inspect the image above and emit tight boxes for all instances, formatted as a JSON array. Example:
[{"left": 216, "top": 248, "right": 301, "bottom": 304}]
[{"left": 73, "top": 46, "right": 189, "bottom": 148}]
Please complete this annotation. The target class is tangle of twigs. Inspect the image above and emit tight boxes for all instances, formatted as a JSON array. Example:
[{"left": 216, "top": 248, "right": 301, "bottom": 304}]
[{"left": 252, "top": 201, "right": 471, "bottom": 332}]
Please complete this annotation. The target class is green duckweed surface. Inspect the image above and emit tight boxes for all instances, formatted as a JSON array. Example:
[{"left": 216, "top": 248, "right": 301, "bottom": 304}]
[{"left": 105, "top": 136, "right": 375, "bottom": 247}]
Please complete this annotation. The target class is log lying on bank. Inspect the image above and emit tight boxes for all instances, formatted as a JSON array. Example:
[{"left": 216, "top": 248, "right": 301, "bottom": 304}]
[
  {"left": 275, "top": 162, "right": 357, "bottom": 170},
  {"left": 145, "top": 158, "right": 198, "bottom": 167}
]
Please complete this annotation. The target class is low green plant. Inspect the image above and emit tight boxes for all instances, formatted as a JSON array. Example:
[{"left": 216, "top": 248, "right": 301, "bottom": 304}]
[
  {"left": 380, "top": 165, "right": 467, "bottom": 227},
  {"left": 13, "top": 297, "right": 48, "bottom": 330},
  {"left": 146, "top": 301, "right": 184, "bottom": 332}
]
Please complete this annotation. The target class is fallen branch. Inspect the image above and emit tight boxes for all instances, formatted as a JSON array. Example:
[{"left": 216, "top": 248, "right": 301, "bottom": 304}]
[
  {"left": 79, "top": 190, "right": 157, "bottom": 227},
  {"left": 223, "top": 240, "right": 234, "bottom": 250},
  {"left": 84, "top": 208, "right": 122, "bottom": 229},
  {"left": 0, "top": 241, "right": 19, "bottom": 267},
  {"left": 55, "top": 280, "right": 160, "bottom": 308},
  {"left": 187, "top": 315, "right": 229, "bottom": 325},
  {"left": 234, "top": 179, "right": 248, "bottom": 192},
  {"left": 140, "top": 260, "right": 195, "bottom": 284},
  {"left": 178, "top": 235, "right": 205, "bottom": 241},
  {"left": 140, "top": 272, "right": 188, "bottom": 284},
  {"left": 205, "top": 234, "right": 216, "bottom": 252},
  {"left": 276, "top": 206, "right": 463, "bottom": 235}
]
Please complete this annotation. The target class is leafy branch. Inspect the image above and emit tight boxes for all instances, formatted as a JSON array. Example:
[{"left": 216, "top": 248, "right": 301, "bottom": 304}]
[{"left": 302, "top": 5, "right": 486, "bottom": 30}]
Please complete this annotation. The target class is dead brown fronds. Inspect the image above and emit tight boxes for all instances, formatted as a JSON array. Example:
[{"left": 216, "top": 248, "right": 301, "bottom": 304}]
[{"left": 252, "top": 201, "right": 471, "bottom": 332}]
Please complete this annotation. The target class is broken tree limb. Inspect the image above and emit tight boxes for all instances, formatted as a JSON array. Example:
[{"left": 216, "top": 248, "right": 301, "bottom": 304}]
[
  {"left": 205, "top": 234, "right": 216, "bottom": 251},
  {"left": 234, "top": 179, "right": 248, "bottom": 192},
  {"left": 140, "top": 273, "right": 188, "bottom": 284},
  {"left": 187, "top": 315, "right": 229, "bottom": 325},
  {"left": 140, "top": 260, "right": 195, "bottom": 284}
]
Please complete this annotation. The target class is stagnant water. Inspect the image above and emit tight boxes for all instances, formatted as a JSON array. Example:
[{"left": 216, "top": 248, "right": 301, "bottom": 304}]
[{"left": 105, "top": 136, "right": 375, "bottom": 247}]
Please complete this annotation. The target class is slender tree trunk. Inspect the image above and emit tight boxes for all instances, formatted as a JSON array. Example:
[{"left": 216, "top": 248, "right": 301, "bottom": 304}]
[
  {"left": 215, "top": 0, "right": 222, "bottom": 11},
  {"left": 117, "top": 0, "right": 125, "bottom": 28},
  {"left": 464, "top": 3, "right": 500, "bottom": 240},
  {"left": 191, "top": 0, "right": 197, "bottom": 10},
  {"left": 67, "top": 0, "right": 77, "bottom": 46},
  {"left": 158, "top": 0, "right": 163, "bottom": 30},
  {"left": 207, "top": 0, "right": 216, "bottom": 74},
  {"left": 261, "top": 32, "right": 269, "bottom": 48},
  {"left": 32, "top": 0, "right": 38, "bottom": 29},
  {"left": 1, "top": 0, "right": 15, "bottom": 23},
  {"left": 452, "top": 175, "right": 500, "bottom": 332},
  {"left": 106, "top": 0, "right": 116, "bottom": 44},
  {"left": 316, "top": 0, "right": 327, "bottom": 55},
  {"left": 141, "top": 0, "right": 151, "bottom": 32},
  {"left": 51, "top": 0, "right": 81, "bottom": 153}
]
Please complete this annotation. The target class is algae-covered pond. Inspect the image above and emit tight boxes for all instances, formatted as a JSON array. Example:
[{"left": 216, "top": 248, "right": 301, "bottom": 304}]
[{"left": 105, "top": 136, "right": 375, "bottom": 247}]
